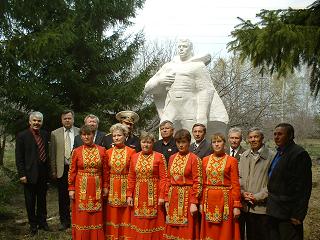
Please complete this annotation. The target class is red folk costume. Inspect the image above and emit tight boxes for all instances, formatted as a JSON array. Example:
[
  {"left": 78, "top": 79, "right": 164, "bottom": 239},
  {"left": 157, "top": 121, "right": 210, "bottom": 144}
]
[
  {"left": 104, "top": 145, "right": 136, "bottom": 240},
  {"left": 68, "top": 144, "right": 108, "bottom": 240},
  {"left": 164, "top": 152, "right": 203, "bottom": 240},
  {"left": 200, "top": 154, "right": 242, "bottom": 240},
  {"left": 127, "top": 151, "right": 168, "bottom": 239}
]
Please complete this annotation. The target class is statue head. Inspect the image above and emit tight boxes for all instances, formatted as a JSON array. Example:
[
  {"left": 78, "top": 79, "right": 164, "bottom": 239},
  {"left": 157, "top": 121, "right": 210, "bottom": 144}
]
[{"left": 178, "top": 39, "right": 193, "bottom": 61}]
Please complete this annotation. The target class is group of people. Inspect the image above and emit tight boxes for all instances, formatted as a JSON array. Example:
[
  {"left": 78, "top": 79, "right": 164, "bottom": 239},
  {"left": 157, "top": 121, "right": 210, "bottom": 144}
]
[{"left": 15, "top": 110, "right": 312, "bottom": 240}]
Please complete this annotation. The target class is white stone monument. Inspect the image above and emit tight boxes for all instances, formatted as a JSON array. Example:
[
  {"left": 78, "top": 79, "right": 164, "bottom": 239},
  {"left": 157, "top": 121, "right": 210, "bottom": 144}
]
[{"left": 144, "top": 39, "right": 228, "bottom": 137}]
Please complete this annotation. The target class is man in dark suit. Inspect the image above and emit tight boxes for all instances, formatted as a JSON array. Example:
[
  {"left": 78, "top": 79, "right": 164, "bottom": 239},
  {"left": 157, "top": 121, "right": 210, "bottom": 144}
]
[
  {"left": 50, "top": 110, "right": 79, "bottom": 230},
  {"left": 73, "top": 114, "right": 105, "bottom": 148},
  {"left": 227, "top": 127, "right": 246, "bottom": 161},
  {"left": 103, "top": 110, "right": 141, "bottom": 152},
  {"left": 154, "top": 120, "right": 178, "bottom": 162},
  {"left": 267, "top": 123, "right": 312, "bottom": 240},
  {"left": 189, "top": 123, "right": 212, "bottom": 159},
  {"left": 15, "top": 111, "right": 50, "bottom": 236}
]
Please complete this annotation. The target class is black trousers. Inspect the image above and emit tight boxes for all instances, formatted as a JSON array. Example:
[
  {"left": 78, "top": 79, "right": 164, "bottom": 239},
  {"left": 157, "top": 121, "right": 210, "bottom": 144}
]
[
  {"left": 23, "top": 174, "right": 48, "bottom": 228},
  {"left": 239, "top": 211, "right": 246, "bottom": 240},
  {"left": 57, "top": 165, "right": 70, "bottom": 225},
  {"left": 268, "top": 216, "right": 303, "bottom": 240},
  {"left": 245, "top": 212, "right": 269, "bottom": 240}
]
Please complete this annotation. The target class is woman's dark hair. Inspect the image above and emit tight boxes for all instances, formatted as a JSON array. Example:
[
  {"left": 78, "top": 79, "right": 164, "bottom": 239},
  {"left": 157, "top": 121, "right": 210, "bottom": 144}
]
[
  {"left": 211, "top": 132, "right": 226, "bottom": 143},
  {"left": 80, "top": 125, "right": 95, "bottom": 135},
  {"left": 174, "top": 129, "right": 191, "bottom": 142}
]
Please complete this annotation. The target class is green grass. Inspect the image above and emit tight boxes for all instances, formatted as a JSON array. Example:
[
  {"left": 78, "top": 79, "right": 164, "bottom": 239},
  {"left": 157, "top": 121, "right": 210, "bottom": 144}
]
[
  {"left": 296, "top": 139, "right": 320, "bottom": 159},
  {"left": 260, "top": 138, "right": 320, "bottom": 159},
  {"left": 1, "top": 145, "right": 72, "bottom": 240},
  {"left": 3, "top": 146, "right": 15, "bottom": 170}
]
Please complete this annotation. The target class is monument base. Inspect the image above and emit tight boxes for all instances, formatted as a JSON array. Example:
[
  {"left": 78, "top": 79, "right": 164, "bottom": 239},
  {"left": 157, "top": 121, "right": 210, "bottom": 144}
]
[{"left": 206, "top": 121, "right": 227, "bottom": 141}]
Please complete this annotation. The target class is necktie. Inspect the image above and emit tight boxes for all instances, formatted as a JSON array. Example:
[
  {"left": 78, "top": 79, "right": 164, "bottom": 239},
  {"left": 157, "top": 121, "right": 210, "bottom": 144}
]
[
  {"left": 65, "top": 129, "right": 71, "bottom": 161},
  {"left": 34, "top": 131, "right": 46, "bottom": 162},
  {"left": 231, "top": 149, "right": 235, "bottom": 157},
  {"left": 193, "top": 144, "right": 198, "bottom": 152}
]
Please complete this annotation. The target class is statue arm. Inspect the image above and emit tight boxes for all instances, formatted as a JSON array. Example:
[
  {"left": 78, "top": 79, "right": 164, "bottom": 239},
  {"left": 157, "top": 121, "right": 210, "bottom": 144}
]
[
  {"left": 144, "top": 63, "right": 174, "bottom": 94},
  {"left": 194, "top": 64, "right": 214, "bottom": 125},
  {"left": 144, "top": 68, "right": 163, "bottom": 93},
  {"left": 144, "top": 63, "right": 175, "bottom": 119}
]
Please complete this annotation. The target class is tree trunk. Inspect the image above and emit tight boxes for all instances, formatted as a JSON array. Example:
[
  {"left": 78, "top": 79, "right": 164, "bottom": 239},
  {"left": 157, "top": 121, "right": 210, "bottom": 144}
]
[{"left": 0, "top": 135, "right": 6, "bottom": 166}]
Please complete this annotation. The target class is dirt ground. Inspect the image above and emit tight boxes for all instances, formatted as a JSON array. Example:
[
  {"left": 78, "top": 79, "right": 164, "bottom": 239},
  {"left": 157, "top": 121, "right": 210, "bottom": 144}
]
[
  {"left": 0, "top": 165, "right": 320, "bottom": 240},
  {"left": 304, "top": 164, "right": 320, "bottom": 240},
  {"left": 0, "top": 169, "right": 72, "bottom": 240}
]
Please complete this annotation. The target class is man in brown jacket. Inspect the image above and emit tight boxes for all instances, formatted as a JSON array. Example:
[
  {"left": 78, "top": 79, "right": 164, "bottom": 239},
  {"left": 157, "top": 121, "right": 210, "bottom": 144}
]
[
  {"left": 239, "top": 127, "right": 275, "bottom": 240},
  {"left": 50, "top": 110, "right": 79, "bottom": 230}
]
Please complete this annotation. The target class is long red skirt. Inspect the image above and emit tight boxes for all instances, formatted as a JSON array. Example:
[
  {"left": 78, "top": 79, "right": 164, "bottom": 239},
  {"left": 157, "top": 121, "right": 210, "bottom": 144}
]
[
  {"left": 129, "top": 205, "right": 166, "bottom": 240},
  {"left": 71, "top": 201, "right": 104, "bottom": 240},
  {"left": 104, "top": 204, "right": 131, "bottom": 239}
]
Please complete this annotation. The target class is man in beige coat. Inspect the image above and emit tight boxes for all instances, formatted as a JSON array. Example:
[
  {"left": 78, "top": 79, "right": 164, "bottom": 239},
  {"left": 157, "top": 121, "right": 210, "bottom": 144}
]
[
  {"left": 239, "top": 127, "right": 275, "bottom": 240},
  {"left": 50, "top": 110, "right": 79, "bottom": 230}
]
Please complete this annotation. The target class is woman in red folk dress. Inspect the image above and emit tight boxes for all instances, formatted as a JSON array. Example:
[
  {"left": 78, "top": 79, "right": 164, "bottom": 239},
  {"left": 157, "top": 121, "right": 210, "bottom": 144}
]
[
  {"left": 68, "top": 125, "right": 108, "bottom": 240},
  {"left": 127, "top": 132, "right": 167, "bottom": 239},
  {"left": 200, "top": 133, "right": 241, "bottom": 240},
  {"left": 164, "top": 129, "right": 203, "bottom": 240},
  {"left": 104, "top": 123, "right": 136, "bottom": 239}
]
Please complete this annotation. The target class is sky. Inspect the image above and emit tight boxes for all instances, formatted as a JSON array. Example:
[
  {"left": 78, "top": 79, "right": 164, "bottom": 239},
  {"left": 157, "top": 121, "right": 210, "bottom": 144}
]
[{"left": 131, "top": 0, "right": 315, "bottom": 57}]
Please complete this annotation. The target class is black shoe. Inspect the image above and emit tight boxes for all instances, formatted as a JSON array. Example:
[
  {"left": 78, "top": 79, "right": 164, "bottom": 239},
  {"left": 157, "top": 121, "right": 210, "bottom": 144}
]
[
  {"left": 38, "top": 223, "right": 50, "bottom": 231},
  {"left": 58, "top": 223, "right": 70, "bottom": 231}
]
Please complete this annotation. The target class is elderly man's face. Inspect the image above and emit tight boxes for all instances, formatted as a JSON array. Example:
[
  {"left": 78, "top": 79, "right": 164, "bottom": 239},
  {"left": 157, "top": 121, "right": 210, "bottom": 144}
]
[
  {"left": 160, "top": 123, "right": 174, "bottom": 139},
  {"left": 248, "top": 131, "right": 263, "bottom": 152},
  {"left": 178, "top": 41, "right": 192, "bottom": 60},
  {"left": 85, "top": 117, "right": 98, "bottom": 131},
  {"left": 274, "top": 127, "right": 290, "bottom": 148},
  {"left": 29, "top": 116, "right": 43, "bottom": 130},
  {"left": 121, "top": 120, "right": 133, "bottom": 132},
  {"left": 228, "top": 132, "right": 242, "bottom": 150},
  {"left": 61, "top": 112, "right": 74, "bottom": 129}
]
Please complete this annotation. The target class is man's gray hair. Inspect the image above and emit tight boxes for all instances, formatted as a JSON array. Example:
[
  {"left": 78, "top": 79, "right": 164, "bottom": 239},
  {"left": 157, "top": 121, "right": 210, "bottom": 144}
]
[
  {"left": 248, "top": 127, "right": 264, "bottom": 138},
  {"left": 29, "top": 111, "right": 43, "bottom": 121},
  {"left": 159, "top": 120, "right": 174, "bottom": 128},
  {"left": 228, "top": 127, "right": 243, "bottom": 137},
  {"left": 84, "top": 114, "right": 99, "bottom": 124}
]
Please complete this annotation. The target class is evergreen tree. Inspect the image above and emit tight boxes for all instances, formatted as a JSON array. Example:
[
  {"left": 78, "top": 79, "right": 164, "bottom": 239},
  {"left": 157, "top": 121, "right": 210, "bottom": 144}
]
[
  {"left": 0, "top": 0, "right": 156, "bottom": 132},
  {"left": 228, "top": 1, "right": 320, "bottom": 97}
]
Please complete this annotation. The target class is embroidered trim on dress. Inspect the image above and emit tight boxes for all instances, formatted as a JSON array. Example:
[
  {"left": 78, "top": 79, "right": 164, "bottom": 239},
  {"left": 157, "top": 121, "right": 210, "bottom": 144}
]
[
  {"left": 78, "top": 146, "right": 102, "bottom": 211},
  {"left": 206, "top": 155, "right": 227, "bottom": 185},
  {"left": 170, "top": 153, "right": 189, "bottom": 182},
  {"left": 130, "top": 224, "right": 165, "bottom": 233},
  {"left": 164, "top": 234, "right": 193, "bottom": 240},
  {"left": 166, "top": 186, "right": 190, "bottom": 225},
  {"left": 134, "top": 153, "right": 158, "bottom": 217},
  {"left": 108, "top": 147, "right": 129, "bottom": 207},
  {"left": 72, "top": 223, "right": 103, "bottom": 230}
]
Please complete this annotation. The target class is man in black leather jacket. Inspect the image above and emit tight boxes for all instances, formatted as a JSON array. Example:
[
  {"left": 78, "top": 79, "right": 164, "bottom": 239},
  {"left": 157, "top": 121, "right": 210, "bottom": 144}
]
[{"left": 267, "top": 123, "right": 312, "bottom": 240}]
